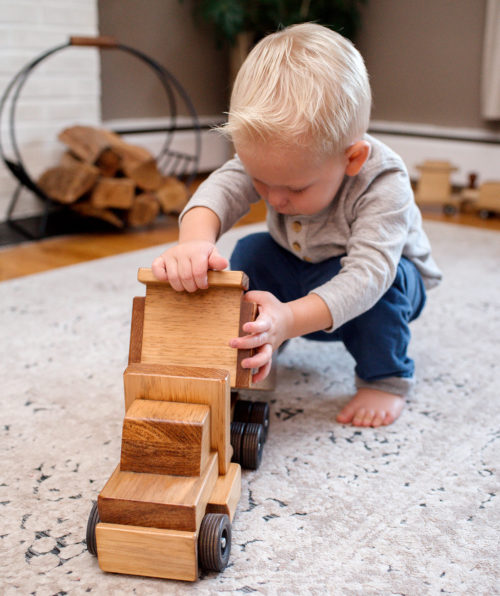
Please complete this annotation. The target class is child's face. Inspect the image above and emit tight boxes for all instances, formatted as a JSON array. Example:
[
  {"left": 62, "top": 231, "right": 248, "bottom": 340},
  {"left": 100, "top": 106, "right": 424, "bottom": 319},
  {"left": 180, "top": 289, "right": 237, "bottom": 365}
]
[{"left": 236, "top": 141, "right": 348, "bottom": 216}]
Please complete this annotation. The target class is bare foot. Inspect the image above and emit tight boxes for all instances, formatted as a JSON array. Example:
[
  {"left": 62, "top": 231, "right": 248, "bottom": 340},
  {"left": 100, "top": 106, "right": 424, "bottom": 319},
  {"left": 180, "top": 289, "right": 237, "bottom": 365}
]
[{"left": 336, "top": 387, "right": 404, "bottom": 427}]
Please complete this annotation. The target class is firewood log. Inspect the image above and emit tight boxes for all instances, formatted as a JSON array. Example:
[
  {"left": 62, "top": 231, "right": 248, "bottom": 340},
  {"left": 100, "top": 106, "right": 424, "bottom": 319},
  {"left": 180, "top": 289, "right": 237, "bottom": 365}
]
[
  {"left": 72, "top": 202, "right": 125, "bottom": 228},
  {"left": 90, "top": 178, "right": 135, "bottom": 209},
  {"left": 58, "top": 125, "right": 114, "bottom": 163},
  {"left": 156, "top": 176, "right": 189, "bottom": 213},
  {"left": 38, "top": 163, "right": 99, "bottom": 204},
  {"left": 111, "top": 142, "right": 153, "bottom": 176},
  {"left": 59, "top": 151, "right": 82, "bottom": 167},
  {"left": 95, "top": 147, "right": 122, "bottom": 177},
  {"left": 127, "top": 192, "right": 160, "bottom": 227},
  {"left": 127, "top": 158, "right": 163, "bottom": 191}
]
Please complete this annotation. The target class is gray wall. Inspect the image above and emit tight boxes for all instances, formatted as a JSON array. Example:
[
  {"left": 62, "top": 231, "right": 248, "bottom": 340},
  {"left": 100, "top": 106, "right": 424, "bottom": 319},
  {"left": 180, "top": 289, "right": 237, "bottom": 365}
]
[
  {"left": 357, "top": 0, "right": 499, "bottom": 132},
  {"left": 98, "top": 0, "right": 229, "bottom": 121},
  {"left": 99, "top": 0, "right": 499, "bottom": 133}
]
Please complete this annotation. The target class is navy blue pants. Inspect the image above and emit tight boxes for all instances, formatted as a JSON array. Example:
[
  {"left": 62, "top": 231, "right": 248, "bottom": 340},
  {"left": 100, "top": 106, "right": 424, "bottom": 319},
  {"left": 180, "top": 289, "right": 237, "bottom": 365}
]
[{"left": 230, "top": 232, "right": 426, "bottom": 390}]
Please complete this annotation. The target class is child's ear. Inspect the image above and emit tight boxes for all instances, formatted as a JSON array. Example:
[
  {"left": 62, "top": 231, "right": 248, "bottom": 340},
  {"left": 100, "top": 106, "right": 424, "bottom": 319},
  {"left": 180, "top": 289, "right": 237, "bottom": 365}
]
[{"left": 345, "top": 141, "right": 371, "bottom": 176}]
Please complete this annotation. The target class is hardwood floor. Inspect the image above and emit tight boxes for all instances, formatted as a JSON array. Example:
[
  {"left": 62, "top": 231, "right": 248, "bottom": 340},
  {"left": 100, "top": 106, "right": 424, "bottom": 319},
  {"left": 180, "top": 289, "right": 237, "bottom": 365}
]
[
  {"left": 0, "top": 201, "right": 268, "bottom": 281},
  {"left": 0, "top": 200, "right": 498, "bottom": 282}
]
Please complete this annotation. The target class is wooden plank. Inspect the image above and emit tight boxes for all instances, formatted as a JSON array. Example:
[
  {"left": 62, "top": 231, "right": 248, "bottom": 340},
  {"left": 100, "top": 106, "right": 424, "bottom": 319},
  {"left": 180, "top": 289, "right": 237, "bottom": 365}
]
[
  {"left": 128, "top": 297, "right": 145, "bottom": 364},
  {"left": 140, "top": 283, "right": 244, "bottom": 386},
  {"left": 96, "top": 523, "right": 197, "bottom": 581},
  {"left": 236, "top": 299, "right": 257, "bottom": 388},
  {"left": 206, "top": 463, "right": 241, "bottom": 522},
  {"left": 120, "top": 400, "right": 211, "bottom": 477},
  {"left": 123, "top": 364, "right": 231, "bottom": 474},
  {"left": 138, "top": 267, "right": 249, "bottom": 290},
  {"left": 98, "top": 452, "right": 218, "bottom": 532}
]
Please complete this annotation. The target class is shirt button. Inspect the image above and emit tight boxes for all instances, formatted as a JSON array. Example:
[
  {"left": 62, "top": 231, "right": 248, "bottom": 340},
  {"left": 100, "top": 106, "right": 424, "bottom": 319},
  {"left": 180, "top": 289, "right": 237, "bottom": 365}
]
[
  {"left": 292, "top": 241, "right": 301, "bottom": 252},
  {"left": 292, "top": 221, "right": 302, "bottom": 233}
]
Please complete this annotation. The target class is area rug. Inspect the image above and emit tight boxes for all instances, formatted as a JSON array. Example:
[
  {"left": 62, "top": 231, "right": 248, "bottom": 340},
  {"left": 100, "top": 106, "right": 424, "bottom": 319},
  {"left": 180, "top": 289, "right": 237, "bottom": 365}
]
[{"left": 1, "top": 220, "right": 499, "bottom": 595}]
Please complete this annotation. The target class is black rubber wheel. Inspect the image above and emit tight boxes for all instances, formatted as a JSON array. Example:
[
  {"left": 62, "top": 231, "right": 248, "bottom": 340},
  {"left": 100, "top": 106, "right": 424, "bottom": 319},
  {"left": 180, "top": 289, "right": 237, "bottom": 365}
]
[
  {"left": 199, "top": 513, "right": 231, "bottom": 572},
  {"left": 241, "top": 423, "right": 264, "bottom": 470},
  {"left": 443, "top": 203, "right": 457, "bottom": 215},
  {"left": 230, "top": 421, "right": 246, "bottom": 463},
  {"left": 233, "top": 399, "right": 253, "bottom": 423},
  {"left": 86, "top": 501, "right": 100, "bottom": 556},
  {"left": 479, "top": 209, "right": 491, "bottom": 219},
  {"left": 248, "top": 401, "right": 270, "bottom": 442}
]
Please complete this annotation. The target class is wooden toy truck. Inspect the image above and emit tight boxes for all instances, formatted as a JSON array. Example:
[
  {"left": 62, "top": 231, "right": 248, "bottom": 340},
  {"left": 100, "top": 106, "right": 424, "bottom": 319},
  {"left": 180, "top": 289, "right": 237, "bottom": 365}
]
[
  {"left": 85, "top": 268, "right": 270, "bottom": 581},
  {"left": 461, "top": 180, "right": 500, "bottom": 219},
  {"left": 415, "top": 161, "right": 500, "bottom": 219},
  {"left": 414, "top": 160, "right": 461, "bottom": 214}
]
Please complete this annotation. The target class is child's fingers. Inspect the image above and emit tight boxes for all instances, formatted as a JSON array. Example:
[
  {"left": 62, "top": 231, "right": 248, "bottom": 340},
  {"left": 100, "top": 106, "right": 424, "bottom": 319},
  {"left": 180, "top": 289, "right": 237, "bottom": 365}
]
[
  {"left": 151, "top": 256, "right": 168, "bottom": 281},
  {"left": 229, "top": 331, "right": 268, "bottom": 350},
  {"left": 252, "top": 360, "right": 272, "bottom": 384},
  {"left": 242, "top": 315, "right": 272, "bottom": 334},
  {"left": 191, "top": 255, "right": 210, "bottom": 289},
  {"left": 164, "top": 258, "right": 184, "bottom": 292},
  {"left": 241, "top": 343, "right": 272, "bottom": 369},
  {"left": 207, "top": 247, "right": 229, "bottom": 272},
  {"left": 176, "top": 259, "right": 203, "bottom": 293}
]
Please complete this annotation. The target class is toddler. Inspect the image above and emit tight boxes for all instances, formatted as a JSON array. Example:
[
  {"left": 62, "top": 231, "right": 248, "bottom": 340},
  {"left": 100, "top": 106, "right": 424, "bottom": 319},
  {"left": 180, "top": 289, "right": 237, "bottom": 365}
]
[{"left": 152, "top": 23, "right": 442, "bottom": 427}]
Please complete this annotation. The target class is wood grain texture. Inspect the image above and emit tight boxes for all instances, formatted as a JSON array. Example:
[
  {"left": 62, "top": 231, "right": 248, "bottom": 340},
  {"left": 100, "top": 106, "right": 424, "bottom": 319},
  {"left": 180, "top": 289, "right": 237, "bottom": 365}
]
[
  {"left": 140, "top": 282, "right": 244, "bottom": 387},
  {"left": 98, "top": 452, "right": 218, "bottom": 532},
  {"left": 206, "top": 463, "right": 241, "bottom": 522},
  {"left": 37, "top": 163, "right": 99, "bottom": 203},
  {"left": 128, "top": 297, "right": 145, "bottom": 364},
  {"left": 123, "top": 364, "right": 231, "bottom": 474},
  {"left": 96, "top": 523, "right": 198, "bottom": 581},
  {"left": 90, "top": 177, "right": 134, "bottom": 209},
  {"left": 236, "top": 299, "right": 257, "bottom": 388},
  {"left": 120, "top": 399, "right": 210, "bottom": 477},
  {"left": 138, "top": 267, "right": 249, "bottom": 289}
]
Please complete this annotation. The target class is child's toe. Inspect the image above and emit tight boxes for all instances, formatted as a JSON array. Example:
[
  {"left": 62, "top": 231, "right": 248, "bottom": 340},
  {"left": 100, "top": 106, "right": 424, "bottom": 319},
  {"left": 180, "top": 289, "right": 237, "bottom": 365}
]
[
  {"left": 361, "top": 410, "right": 376, "bottom": 426},
  {"left": 351, "top": 407, "right": 367, "bottom": 426},
  {"left": 336, "top": 404, "right": 355, "bottom": 423},
  {"left": 371, "top": 411, "right": 385, "bottom": 427}
]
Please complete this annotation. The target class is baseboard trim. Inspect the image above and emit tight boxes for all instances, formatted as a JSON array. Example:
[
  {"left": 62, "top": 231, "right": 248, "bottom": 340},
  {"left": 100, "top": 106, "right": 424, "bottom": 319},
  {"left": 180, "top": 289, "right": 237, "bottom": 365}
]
[{"left": 369, "top": 121, "right": 500, "bottom": 184}]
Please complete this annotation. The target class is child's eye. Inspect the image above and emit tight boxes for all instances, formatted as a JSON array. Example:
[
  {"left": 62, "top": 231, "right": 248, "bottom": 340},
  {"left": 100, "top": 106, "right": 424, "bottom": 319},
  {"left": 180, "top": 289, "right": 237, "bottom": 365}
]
[{"left": 290, "top": 187, "right": 307, "bottom": 194}]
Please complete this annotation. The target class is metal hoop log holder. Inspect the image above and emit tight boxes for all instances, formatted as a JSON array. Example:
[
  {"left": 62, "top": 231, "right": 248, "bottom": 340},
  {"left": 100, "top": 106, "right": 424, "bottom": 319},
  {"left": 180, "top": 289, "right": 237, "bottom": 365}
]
[{"left": 0, "top": 35, "right": 202, "bottom": 240}]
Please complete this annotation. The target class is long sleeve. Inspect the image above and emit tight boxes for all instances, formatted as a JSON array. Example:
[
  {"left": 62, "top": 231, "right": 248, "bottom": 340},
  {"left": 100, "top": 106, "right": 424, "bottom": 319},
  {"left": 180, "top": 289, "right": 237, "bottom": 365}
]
[{"left": 180, "top": 156, "right": 260, "bottom": 237}]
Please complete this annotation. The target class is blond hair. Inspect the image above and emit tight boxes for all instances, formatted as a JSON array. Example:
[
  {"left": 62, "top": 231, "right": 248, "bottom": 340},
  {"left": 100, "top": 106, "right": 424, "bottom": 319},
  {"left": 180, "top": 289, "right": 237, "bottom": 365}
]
[{"left": 222, "top": 23, "right": 371, "bottom": 156}]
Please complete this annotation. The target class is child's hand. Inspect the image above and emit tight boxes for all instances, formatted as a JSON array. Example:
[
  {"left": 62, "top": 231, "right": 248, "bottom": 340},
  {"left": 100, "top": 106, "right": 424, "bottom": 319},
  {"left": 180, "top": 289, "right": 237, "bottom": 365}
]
[
  {"left": 229, "top": 291, "right": 294, "bottom": 383},
  {"left": 151, "top": 241, "right": 228, "bottom": 292}
]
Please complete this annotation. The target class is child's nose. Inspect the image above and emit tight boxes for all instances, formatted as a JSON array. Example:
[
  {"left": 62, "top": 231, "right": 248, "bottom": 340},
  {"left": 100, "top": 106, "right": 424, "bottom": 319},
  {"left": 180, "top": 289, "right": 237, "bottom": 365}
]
[{"left": 267, "top": 188, "right": 288, "bottom": 208}]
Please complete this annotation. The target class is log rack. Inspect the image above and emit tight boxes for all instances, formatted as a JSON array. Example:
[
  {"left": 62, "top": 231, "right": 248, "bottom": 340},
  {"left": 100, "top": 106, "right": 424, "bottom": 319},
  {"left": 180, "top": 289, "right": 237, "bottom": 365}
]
[{"left": 0, "top": 36, "right": 202, "bottom": 240}]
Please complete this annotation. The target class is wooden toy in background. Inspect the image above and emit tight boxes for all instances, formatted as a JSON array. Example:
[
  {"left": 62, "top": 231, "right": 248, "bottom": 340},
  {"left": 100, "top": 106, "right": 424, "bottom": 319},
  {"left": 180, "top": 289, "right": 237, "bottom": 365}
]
[
  {"left": 414, "top": 160, "right": 461, "bottom": 214},
  {"left": 414, "top": 160, "right": 500, "bottom": 219},
  {"left": 85, "top": 269, "right": 272, "bottom": 581},
  {"left": 461, "top": 178, "right": 500, "bottom": 219},
  {"left": 37, "top": 125, "right": 190, "bottom": 228}
]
